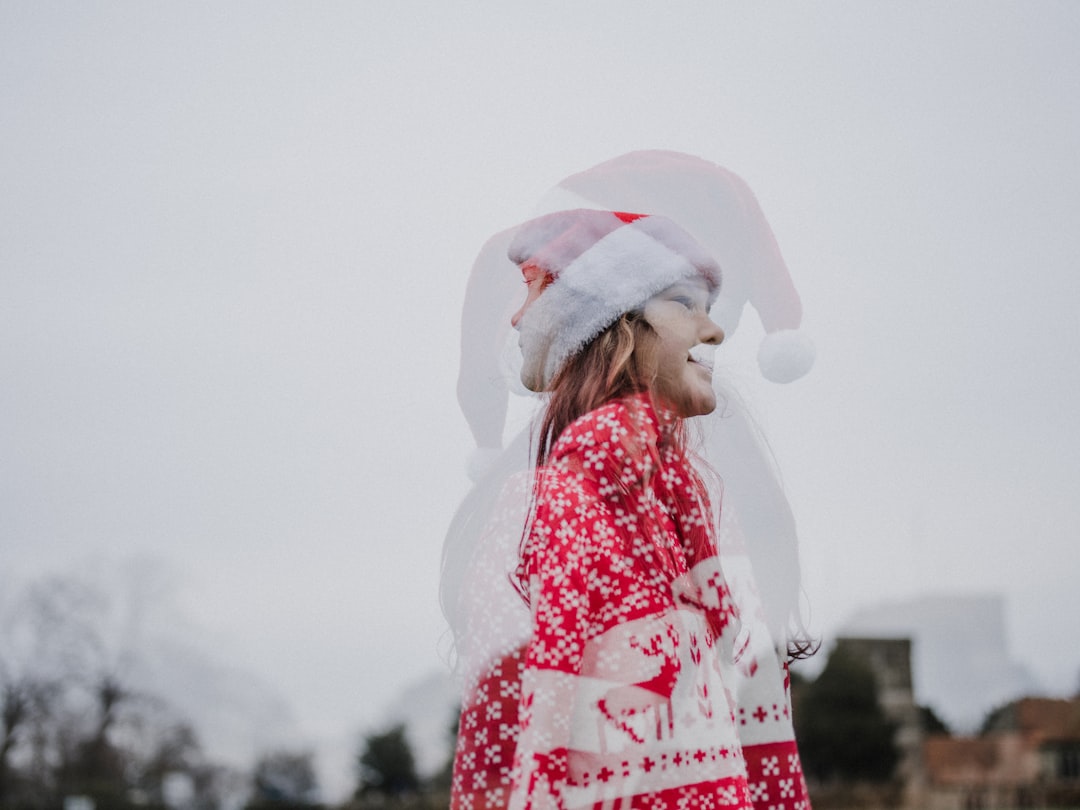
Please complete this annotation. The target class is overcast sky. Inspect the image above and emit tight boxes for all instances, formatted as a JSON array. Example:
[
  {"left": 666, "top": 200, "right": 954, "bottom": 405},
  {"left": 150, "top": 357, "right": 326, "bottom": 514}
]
[{"left": 3, "top": 1, "right": 1079, "bottom": 799}]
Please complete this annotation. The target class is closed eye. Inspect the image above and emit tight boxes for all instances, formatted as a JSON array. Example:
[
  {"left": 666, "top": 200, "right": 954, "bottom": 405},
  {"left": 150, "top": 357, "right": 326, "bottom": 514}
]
[
  {"left": 673, "top": 295, "right": 708, "bottom": 313},
  {"left": 654, "top": 279, "right": 710, "bottom": 312}
]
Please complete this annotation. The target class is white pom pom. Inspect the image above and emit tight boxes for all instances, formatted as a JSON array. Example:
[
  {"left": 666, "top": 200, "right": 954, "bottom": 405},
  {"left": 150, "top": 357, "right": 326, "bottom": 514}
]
[
  {"left": 757, "top": 329, "right": 816, "bottom": 383},
  {"left": 467, "top": 448, "right": 503, "bottom": 483}
]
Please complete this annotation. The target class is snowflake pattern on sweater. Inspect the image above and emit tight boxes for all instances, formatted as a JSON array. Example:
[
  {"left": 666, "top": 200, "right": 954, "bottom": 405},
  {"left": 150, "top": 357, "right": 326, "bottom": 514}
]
[{"left": 451, "top": 396, "right": 809, "bottom": 810}]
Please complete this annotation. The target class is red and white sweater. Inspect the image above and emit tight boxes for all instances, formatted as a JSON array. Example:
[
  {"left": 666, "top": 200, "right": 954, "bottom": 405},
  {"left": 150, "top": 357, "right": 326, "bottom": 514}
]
[{"left": 451, "top": 396, "right": 809, "bottom": 810}]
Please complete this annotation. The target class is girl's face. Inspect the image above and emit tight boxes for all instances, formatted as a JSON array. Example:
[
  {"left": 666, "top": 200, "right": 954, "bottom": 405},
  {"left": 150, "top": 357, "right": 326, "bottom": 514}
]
[{"left": 641, "top": 278, "right": 725, "bottom": 418}]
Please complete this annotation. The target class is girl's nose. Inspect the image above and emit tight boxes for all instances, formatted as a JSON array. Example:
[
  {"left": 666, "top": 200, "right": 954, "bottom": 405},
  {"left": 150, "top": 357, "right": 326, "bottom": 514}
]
[
  {"left": 701, "top": 317, "right": 725, "bottom": 345},
  {"left": 511, "top": 304, "right": 526, "bottom": 329},
  {"left": 511, "top": 276, "right": 550, "bottom": 329}
]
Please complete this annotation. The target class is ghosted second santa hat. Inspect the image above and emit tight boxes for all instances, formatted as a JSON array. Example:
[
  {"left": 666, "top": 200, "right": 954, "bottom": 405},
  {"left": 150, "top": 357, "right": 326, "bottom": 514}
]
[{"left": 538, "top": 150, "right": 815, "bottom": 384}]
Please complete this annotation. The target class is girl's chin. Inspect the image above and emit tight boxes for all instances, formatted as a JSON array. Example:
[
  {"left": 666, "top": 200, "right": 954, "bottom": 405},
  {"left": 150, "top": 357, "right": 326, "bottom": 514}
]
[
  {"left": 656, "top": 389, "right": 717, "bottom": 419},
  {"left": 686, "top": 398, "right": 717, "bottom": 418}
]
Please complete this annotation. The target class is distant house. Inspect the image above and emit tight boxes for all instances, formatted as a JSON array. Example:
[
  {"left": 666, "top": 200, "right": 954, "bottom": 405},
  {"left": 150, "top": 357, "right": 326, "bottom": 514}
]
[
  {"left": 923, "top": 697, "right": 1080, "bottom": 810},
  {"left": 816, "top": 639, "right": 1080, "bottom": 809}
]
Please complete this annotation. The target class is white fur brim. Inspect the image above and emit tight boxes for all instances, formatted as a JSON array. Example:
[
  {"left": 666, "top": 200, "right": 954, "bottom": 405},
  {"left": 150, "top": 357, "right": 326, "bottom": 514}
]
[{"left": 516, "top": 217, "right": 720, "bottom": 390}]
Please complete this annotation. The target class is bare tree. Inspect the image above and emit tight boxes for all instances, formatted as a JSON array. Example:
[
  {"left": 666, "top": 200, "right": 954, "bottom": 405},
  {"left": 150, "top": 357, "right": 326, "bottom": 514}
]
[
  {"left": 251, "top": 749, "right": 320, "bottom": 806},
  {"left": 0, "top": 580, "right": 71, "bottom": 805},
  {"left": 0, "top": 568, "right": 233, "bottom": 809},
  {"left": 356, "top": 725, "right": 419, "bottom": 799},
  {"left": 0, "top": 677, "right": 45, "bottom": 801}
]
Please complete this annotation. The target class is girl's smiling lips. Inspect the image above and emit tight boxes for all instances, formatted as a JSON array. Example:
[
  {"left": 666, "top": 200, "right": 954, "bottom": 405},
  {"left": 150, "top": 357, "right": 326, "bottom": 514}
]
[{"left": 689, "top": 345, "right": 715, "bottom": 373}]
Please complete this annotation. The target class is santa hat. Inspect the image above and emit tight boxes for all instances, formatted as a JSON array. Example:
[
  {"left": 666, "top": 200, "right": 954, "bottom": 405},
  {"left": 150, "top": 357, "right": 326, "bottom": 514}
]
[
  {"left": 509, "top": 209, "right": 721, "bottom": 392},
  {"left": 537, "top": 151, "right": 814, "bottom": 384}
]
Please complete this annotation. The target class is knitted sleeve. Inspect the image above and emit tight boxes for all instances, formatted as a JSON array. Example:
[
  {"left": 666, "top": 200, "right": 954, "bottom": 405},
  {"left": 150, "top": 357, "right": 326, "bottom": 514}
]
[{"left": 508, "top": 469, "right": 613, "bottom": 810}]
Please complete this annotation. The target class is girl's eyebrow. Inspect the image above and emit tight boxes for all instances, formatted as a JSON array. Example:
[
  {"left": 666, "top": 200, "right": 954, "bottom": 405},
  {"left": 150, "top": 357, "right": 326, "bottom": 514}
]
[{"left": 668, "top": 284, "right": 707, "bottom": 300}]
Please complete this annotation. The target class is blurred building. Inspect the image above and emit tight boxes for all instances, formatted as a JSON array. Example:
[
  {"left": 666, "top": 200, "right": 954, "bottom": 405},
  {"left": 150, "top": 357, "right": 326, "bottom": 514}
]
[
  {"left": 828, "top": 638, "right": 1080, "bottom": 809},
  {"left": 923, "top": 696, "right": 1080, "bottom": 810},
  {"left": 843, "top": 594, "right": 1040, "bottom": 733}
]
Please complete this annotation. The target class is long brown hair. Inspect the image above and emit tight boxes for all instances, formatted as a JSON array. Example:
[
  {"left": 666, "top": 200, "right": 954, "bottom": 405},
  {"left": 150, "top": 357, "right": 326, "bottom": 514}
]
[{"left": 536, "top": 311, "right": 658, "bottom": 466}]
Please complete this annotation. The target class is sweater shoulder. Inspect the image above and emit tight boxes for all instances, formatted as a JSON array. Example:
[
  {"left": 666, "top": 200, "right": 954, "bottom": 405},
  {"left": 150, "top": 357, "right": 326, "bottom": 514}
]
[{"left": 548, "top": 396, "right": 661, "bottom": 479}]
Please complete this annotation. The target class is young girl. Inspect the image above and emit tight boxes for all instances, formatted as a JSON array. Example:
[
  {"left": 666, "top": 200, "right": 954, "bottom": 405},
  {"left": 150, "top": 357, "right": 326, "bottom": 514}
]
[{"left": 446, "top": 207, "right": 812, "bottom": 810}]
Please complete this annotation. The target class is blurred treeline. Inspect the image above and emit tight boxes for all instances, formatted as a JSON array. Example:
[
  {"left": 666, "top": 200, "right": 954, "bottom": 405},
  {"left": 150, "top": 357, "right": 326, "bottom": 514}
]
[
  {"left": 0, "top": 575, "right": 227, "bottom": 810},
  {"left": 0, "top": 570, "right": 452, "bottom": 810},
  {"left": 2, "top": 569, "right": 959, "bottom": 810}
]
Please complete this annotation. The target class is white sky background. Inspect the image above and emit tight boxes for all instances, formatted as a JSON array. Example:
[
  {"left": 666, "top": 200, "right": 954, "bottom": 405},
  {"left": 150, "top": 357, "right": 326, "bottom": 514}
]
[{"left": 3, "top": 0, "right": 1079, "bottom": 797}]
